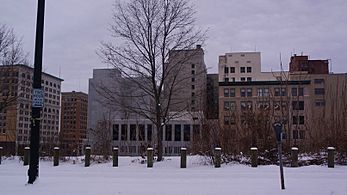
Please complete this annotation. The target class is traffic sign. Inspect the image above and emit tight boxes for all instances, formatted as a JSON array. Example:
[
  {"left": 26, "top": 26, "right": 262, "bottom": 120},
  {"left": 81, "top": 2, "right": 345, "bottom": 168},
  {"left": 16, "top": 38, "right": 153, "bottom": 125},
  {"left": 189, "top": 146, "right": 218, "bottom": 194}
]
[{"left": 32, "top": 88, "right": 44, "bottom": 108}]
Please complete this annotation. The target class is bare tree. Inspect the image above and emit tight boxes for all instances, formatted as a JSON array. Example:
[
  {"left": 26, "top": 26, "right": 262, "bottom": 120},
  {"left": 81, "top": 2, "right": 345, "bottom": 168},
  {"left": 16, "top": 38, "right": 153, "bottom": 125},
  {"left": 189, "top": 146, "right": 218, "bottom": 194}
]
[
  {"left": 89, "top": 112, "right": 113, "bottom": 160},
  {"left": 0, "top": 24, "right": 28, "bottom": 112},
  {"left": 98, "top": 0, "right": 205, "bottom": 161}
]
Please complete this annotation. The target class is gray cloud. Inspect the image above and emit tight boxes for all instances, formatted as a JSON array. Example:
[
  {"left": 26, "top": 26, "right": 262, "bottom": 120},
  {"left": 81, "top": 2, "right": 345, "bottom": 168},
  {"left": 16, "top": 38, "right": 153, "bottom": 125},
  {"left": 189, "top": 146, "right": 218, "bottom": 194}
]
[{"left": 1, "top": 0, "right": 346, "bottom": 93}]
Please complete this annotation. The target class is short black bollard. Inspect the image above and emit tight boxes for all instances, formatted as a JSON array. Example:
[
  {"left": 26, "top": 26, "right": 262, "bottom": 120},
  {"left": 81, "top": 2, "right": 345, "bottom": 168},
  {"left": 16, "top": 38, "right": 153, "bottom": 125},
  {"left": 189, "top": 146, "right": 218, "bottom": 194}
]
[
  {"left": 24, "top": 147, "right": 30, "bottom": 166},
  {"left": 147, "top": 148, "right": 153, "bottom": 168},
  {"left": 328, "top": 147, "right": 335, "bottom": 168},
  {"left": 85, "top": 147, "right": 91, "bottom": 167},
  {"left": 214, "top": 147, "right": 221, "bottom": 168},
  {"left": 291, "top": 147, "right": 299, "bottom": 167},
  {"left": 250, "top": 147, "right": 258, "bottom": 167},
  {"left": 180, "top": 148, "right": 187, "bottom": 168},
  {"left": 0, "top": 146, "right": 3, "bottom": 165},
  {"left": 112, "top": 147, "right": 118, "bottom": 167},
  {"left": 53, "top": 147, "right": 59, "bottom": 166}
]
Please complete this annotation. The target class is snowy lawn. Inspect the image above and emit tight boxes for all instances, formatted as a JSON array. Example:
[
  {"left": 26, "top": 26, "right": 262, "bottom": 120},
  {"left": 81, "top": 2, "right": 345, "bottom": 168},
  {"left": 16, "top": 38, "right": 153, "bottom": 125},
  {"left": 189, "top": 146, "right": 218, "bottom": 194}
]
[{"left": 0, "top": 156, "right": 346, "bottom": 195}]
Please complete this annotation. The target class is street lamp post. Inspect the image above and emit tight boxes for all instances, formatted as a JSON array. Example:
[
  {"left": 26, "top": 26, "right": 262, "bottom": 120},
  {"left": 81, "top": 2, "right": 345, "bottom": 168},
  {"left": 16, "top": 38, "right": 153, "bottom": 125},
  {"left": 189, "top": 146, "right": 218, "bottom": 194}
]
[
  {"left": 273, "top": 122, "right": 285, "bottom": 190},
  {"left": 28, "top": 0, "right": 45, "bottom": 184}
]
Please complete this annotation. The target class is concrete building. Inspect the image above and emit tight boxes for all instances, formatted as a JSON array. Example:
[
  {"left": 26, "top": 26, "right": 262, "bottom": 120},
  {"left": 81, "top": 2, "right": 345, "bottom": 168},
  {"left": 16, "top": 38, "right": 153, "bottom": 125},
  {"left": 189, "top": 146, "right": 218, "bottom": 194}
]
[
  {"left": 0, "top": 65, "right": 63, "bottom": 154},
  {"left": 165, "top": 45, "right": 207, "bottom": 112},
  {"left": 60, "top": 91, "right": 88, "bottom": 155},
  {"left": 206, "top": 74, "right": 219, "bottom": 119},
  {"left": 87, "top": 68, "right": 201, "bottom": 155}
]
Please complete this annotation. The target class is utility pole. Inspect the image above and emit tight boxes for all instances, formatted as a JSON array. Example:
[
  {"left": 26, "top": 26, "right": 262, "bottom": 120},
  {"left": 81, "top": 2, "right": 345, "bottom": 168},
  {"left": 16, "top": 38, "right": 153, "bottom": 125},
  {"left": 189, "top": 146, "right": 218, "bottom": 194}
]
[
  {"left": 28, "top": 0, "right": 45, "bottom": 184},
  {"left": 273, "top": 122, "right": 285, "bottom": 190}
]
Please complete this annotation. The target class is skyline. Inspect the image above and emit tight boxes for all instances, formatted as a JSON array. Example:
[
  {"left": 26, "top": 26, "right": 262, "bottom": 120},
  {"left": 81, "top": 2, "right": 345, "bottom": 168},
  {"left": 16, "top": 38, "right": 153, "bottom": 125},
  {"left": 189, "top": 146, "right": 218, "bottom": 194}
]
[{"left": 1, "top": 0, "right": 347, "bottom": 93}]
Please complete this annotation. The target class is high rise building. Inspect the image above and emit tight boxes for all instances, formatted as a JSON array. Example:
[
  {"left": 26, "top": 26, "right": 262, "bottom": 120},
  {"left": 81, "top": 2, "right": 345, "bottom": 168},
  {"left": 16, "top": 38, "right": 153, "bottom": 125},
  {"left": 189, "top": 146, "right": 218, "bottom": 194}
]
[
  {"left": 60, "top": 91, "right": 88, "bottom": 155},
  {"left": 165, "top": 45, "right": 207, "bottom": 112},
  {"left": 0, "top": 65, "right": 63, "bottom": 154}
]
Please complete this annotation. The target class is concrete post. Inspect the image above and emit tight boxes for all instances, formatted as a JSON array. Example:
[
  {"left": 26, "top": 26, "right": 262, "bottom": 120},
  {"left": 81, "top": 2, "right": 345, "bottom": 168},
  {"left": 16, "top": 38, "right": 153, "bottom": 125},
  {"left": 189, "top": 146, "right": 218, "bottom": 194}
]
[
  {"left": 0, "top": 147, "right": 3, "bottom": 165},
  {"left": 24, "top": 147, "right": 30, "bottom": 166},
  {"left": 250, "top": 147, "right": 258, "bottom": 167},
  {"left": 85, "top": 146, "right": 91, "bottom": 167},
  {"left": 180, "top": 148, "right": 187, "bottom": 168},
  {"left": 291, "top": 147, "right": 299, "bottom": 167},
  {"left": 112, "top": 147, "right": 118, "bottom": 167},
  {"left": 327, "top": 147, "right": 335, "bottom": 168},
  {"left": 53, "top": 147, "right": 59, "bottom": 166},
  {"left": 147, "top": 148, "right": 153, "bottom": 168},
  {"left": 214, "top": 147, "right": 221, "bottom": 168}
]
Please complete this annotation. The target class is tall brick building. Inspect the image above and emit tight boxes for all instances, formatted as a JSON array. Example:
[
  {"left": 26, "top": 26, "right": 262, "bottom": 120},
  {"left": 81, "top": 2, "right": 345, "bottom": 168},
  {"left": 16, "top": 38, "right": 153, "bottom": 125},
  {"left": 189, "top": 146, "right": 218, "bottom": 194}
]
[{"left": 60, "top": 91, "right": 88, "bottom": 155}]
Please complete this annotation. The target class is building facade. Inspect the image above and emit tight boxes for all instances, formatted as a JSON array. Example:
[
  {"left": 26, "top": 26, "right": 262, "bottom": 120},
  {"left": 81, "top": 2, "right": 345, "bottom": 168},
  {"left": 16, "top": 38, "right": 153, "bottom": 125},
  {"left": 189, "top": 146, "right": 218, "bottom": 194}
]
[
  {"left": 60, "top": 91, "right": 88, "bottom": 155},
  {"left": 165, "top": 45, "right": 207, "bottom": 112},
  {"left": 0, "top": 65, "right": 63, "bottom": 154},
  {"left": 218, "top": 54, "right": 347, "bottom": 151}
]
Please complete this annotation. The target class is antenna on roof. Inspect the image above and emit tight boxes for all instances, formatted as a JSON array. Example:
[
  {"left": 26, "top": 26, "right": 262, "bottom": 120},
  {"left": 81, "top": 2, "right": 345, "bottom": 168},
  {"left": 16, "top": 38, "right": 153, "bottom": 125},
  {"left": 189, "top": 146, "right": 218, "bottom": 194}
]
[{"left": 59, "top": 66, "right": 61, "bottom": 78}]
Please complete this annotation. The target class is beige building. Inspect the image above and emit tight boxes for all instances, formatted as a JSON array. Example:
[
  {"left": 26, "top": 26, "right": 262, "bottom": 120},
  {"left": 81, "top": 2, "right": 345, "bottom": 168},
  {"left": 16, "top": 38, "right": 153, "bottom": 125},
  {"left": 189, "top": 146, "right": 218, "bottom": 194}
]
[
  {"left": 218, "top": 52, "right": 288, "bottom": 82},
  {"left": 0, "top": 65, "right": 63, "bottom": 154},
  {"left": 218, "top": 54, "right": 347, "bottom": 151}
]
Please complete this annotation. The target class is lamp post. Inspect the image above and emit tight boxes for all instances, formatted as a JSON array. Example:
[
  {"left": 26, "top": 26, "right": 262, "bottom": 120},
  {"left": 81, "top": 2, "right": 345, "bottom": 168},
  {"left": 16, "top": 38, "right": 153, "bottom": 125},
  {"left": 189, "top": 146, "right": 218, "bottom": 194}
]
[
  {"left": 273, "top": 122, "right": 285, "bottom": 190},
  {"left": 28, "top": 0, "right": 45, "bottom": 184}
]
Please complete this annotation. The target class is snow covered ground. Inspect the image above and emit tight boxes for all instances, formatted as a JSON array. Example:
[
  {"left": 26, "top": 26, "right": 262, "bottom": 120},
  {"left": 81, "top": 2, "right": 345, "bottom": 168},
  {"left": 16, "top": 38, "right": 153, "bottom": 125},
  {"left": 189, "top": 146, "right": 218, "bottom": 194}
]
[{"left": 0, "top": 156, "right": 346, "bottom": 195}]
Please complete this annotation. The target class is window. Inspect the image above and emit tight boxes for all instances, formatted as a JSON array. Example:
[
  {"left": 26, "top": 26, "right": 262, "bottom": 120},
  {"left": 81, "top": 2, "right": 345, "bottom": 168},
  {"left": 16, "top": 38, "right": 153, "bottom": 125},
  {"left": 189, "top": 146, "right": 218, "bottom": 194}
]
[
  {"left": 240, "top": 67, "right": 245, "bottom": 73},
  {"left": 191, "top": 77, "right": 195, "bottom": 82},
  {"left": 314, "top": 79, "right": 324, "bottom": 84},
  {"left": 292, "top": 101, "right": 304, "bottom": 110},
  {"left": 235, "top": 61, "right": 239, "bottom": 64},
  {"left": 293, "top": 116, "right": 304, "bottom": 125},
  {"left": 241, "top": 88, "right": 246, "bottom": 97},
  {"left": 191, "top": 64, "right": 195, "bottom": 69},
  {"left": 224, "top": 116, "right": 235, "bottom": 125},
  {"left": 231, "top": 77, "right": 235, "bottom": 82},
  {"left": 274, "top": 88, "right": 287, "bottom": 96},
  {"left": 183, "top": 125, "right": 190, "bottom": 141},
  {"left": 147, "top": 124, "right": 152, "bottom": 141},
  {"left": 130, "top": 124, "right": 136, "bottom": 141},
  {"left": 191, "top": 85, "right": 195, "bottom": 90},
  {"left": 224, "top": 101, "right": 236, "bottom": 111},
  {"left": 241, "top": 88, "right": 252, "bottom": 97},
  {"left": 224, "top": 67, "right": 229, "bottom": 74},
  {"left": 292, "top": 87, "right": 304, "bottom": 96},
  {"left": 257, "top": 88, "right": 269, "bottom": 97},
  {"left": 230, "top": 67, "right": 235, "bottom": 73},
  {"left": 191, "top": 70, "right": 195, "bottom": 75},
  {"left": 241, "top": 54, "right": 245, "bottom": 57},
  {"left": 224, "top": 78, "right": 229, "bottom": 82},
  {"left": 121, "top": 124, "right": 127, "bottom": 141},
  {"left": 112, "top": 124, "right": 119, "bottom": 141},
  {"left": 241, "top": 101, "right": 252, "bottom": 111},
  {"left": 246, "top": 61, "right": 251, "bottom": 63},
  {"left": 315, "top": 99, "right": 325, "bottom": 107},
  {"left": 174, "top": 124, "right": 181, "bottom": 141},
  {"left": 293, "top": 130, "right": 298, "bottom": 139},
  {"left": 315, "top": 88, "right": 325, "bottom": 95},
  {"left": 224, "top": 88, "right": 229, "bottom": 97},
  {"left": 247, "top": 67, "right": 252, "bottom": 73},
  {"left": 240, "top": 77, "right": 246, "bottom": 82},
  {"left": 165, "top": 125, "right": 172, "bottom": 141},
  {"left": 247, "top": 77, "right": 252, "bottom": 81},
  {"left": 192, "top": 92, "right": 195, "bottom": 97},
  {"left": 224, "top": 88, "right": 235, "bottom": 97}
]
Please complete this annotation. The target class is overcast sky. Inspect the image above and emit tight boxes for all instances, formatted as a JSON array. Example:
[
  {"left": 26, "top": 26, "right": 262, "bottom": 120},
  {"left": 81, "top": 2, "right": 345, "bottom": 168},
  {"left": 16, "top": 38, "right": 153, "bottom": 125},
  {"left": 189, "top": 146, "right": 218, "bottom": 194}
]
[{"left": 1, "top": 0, "right": 346, "bottom": 93}]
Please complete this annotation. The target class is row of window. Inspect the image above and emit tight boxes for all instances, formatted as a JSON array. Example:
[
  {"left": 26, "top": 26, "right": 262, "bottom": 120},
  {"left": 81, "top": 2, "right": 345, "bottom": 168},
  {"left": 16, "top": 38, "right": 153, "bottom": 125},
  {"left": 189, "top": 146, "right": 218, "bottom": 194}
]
[
  {"left": 223, "top": 87, "right": 325, "bottom": 97},
  {"left": 224, "top": 67, "right": 252, "bottom": 74},
  {"left": 112, "top": 124, "right": 199, "bottom": 142},
  {"left": 223, "top": 100, "right": 305, "bottom": 111}
]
